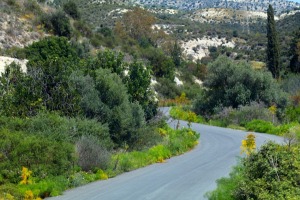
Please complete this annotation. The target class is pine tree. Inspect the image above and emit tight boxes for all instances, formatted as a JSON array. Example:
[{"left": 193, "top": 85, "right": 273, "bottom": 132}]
[{"left": 267, "top": 4, "right": 280, "bottom": 79}]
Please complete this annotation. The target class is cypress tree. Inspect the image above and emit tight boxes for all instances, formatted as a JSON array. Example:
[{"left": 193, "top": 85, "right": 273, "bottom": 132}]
[
  {"left": 267, "top": 4, "right": 280, "bottom": 79},
  {"left": 289, "top": 28, "right": 300, "bottom": 73}
]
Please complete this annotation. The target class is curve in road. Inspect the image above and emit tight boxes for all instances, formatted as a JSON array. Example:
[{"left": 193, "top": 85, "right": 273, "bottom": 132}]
[{"left": 50, "top": 107, "right": 283, "bottom": 200}]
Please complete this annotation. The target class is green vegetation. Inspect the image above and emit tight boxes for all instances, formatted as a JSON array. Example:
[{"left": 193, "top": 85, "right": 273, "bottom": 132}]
[
  {"left": 0, "top": 120, "right": 199, "bottom": 199},
  {"left": 289, "top": 28, "right": 300, "bottom": 73},
  {"left": 1, "top": 1, "right": 300, "bottom": 199},
  {"left": 267, "top": 5, "right": 280, "bottom": 79},
  {"left": 206, "top": 128, "right": 300, "bottom": 200},
  {"left": 170, "top": 106, "right": 204, "bottom": 124},
  {"left": 112, "top": 126, "right": 199, "bottom": 173},
  {"left": 193, "top": 56, "right": 287, "bottom": 116},
  {"left": 0, "top": 30, "right": 199, "bottom": 198}
]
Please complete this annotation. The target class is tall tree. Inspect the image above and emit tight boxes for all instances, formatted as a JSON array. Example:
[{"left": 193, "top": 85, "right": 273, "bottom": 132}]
[
  {"left": 266, "top": 4, "right": 280, "bottom": 79},
  {"left": 122, "top": 7, "right": 156, "bottom": 41},
  {"left": 171, "top": 41, "right": 182, "bottom": 67},
  {"left": 289, "top": 28, "right": 300, "bottom": 73}
]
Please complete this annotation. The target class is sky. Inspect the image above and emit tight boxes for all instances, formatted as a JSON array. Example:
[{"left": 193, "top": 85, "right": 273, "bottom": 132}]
[{"left": 290, "top": 0, "right": 300, "bottom": 3}]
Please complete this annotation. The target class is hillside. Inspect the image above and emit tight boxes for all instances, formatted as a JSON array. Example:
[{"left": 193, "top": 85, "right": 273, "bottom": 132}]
[
  {"left": 129, "top": 0, "right": 300, "bottom": 14},
  {"left": 0, "top": 0, "right": 300, "bottom": 199},
  {"left": 0, "top": 0, "right": 49, "bottom": 50}
]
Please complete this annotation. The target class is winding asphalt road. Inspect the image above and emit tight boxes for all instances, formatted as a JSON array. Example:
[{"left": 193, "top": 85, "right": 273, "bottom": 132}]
[{"left": 50, "top": 107, "right": 283, "bottom": 200}]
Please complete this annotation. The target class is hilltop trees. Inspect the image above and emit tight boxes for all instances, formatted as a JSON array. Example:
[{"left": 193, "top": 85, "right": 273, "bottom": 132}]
[
  {"left": 289, "top": 28, "right": 300, "bottom": 73},
  {"left": 267, "top": 4, "right": 280, "bottom": 79}
]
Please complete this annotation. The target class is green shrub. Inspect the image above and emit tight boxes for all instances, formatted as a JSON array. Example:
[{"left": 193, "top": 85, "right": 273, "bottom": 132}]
[
  {"left": 170, "top": 106, "right": 205, "bottom": 123},
  {"left": 40, "top": 11, "right": 72, "bottom": 37},
  {"left": 0, "top": 130, "right": 75, "bottom": 184},
  {"left": 194, "top": 56, "right": 288, "bottom": 115},
  {"left": 245, "top": 119, "right": 297, "bottom": 135},
  {"left": 24, "top": 0, "right": 42, "bottom": 15},
  {"left": 207, "top": 142, "right": 300, "bottom": 200},
  {"left": 285, "top": 106, "right": 300, "bottom": 123},
  {"left": 0, "top": 112, "right": 113, "bottom": 146},
  {"left": 205, "top": 164, "right": 244, "bottom": 200},
  {"left": 76, "top": 136, "right": 112, "bottom": 171},
  {"left": 112, "top": 126, "right": 199, "bottom": 173},
  {"left": 73, "top": 20, "right": 92, "bottom": 37},
  {"left": 245, "top": 119, "right": 275, "bottom": 133},
  {"left": 213, "top": 102, "right": 275, "bottom": 126},
  {"left": 63, "top": 1, "right": 81, "bottom": 19},
  {"left": 148, "top": 145, "right": 171, "bottom": 162},
  {"left": 18, "top": 176, "right": 69, "bottom": 198},
  {"left": 155, "top": 78, "right": 181, "bottom": 99}
]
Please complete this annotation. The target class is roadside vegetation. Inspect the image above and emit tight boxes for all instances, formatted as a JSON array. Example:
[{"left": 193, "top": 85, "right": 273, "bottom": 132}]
[
  {"left": 206, "top": 128, "right": 300, "bottom": 200},
  {"left": 1, "top": 0, "right": 300, "bottom": 199}
]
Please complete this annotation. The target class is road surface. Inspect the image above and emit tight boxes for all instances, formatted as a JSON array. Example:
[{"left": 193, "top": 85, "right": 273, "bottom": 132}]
[{"left": 50, "top": 107, "right": 283, "bottom": 200}]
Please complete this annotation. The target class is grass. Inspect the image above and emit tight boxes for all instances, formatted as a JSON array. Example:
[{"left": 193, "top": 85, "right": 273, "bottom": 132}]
[
  {"left": 1, "top": 126, "right": 199, "bottom": 199},
  {"left": 170, "top": 106, "right": 205, "bottom": 124},
  {"left": 170, "top": 106, "right": 299, "bottom": 136},
  {"left": 110, "top": 126, "right": 199, "bottom": 174}
]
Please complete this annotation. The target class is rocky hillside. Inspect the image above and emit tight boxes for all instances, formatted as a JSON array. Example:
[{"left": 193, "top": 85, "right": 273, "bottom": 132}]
[
  {"left": 0, "top": 0, "right": 50, "bottom": 50},
  {"left": 130, "top": 0, "right": 300, "bottom": 14}
]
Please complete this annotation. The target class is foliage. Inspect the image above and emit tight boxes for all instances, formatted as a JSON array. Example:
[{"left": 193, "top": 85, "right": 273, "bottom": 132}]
[
  {"left": 285, "top": 105, "right": 300, "bottom": 123},
  {"left": 20, "top": 167, "right": 33, "bottom": 185},
  {"left": 63, "top": 1, "right": 81, "bottom": 20},
  {"left": 0, "top": 129, "right": 75, "bottom": 184},
  {"left": 40, "top": 11, "right": 72, "bottom": 38},
  {"left": 193, "top": 56, "right": 288, "bottom": 115},
  {"left": 125, "top": 61, "right": 157, "bottom": 120},
  {"left": 170, "top": 106, "right": 205, "bottom": 124},
  {"left": 143, "top": 47, "right": 175, "bottom": 80},
  {"left": 155, "top": 78, "right": 180, "bottom": 99},
  {"left": 205, "top": 164, "right": 244, "bottom": 200},
  {"left": 122, "top": 7, "right": 156, "bottom": 42},
  {"left": 212, "top": 102, "right": 275, "bottom": 127},
  {"left": 86, "top": 50, "right": 125, "bottom": 77},
  {"left": 267, "top": 5, "right": 280, "bottom": 78},
  {"left": 76, "top": 136, "right": 112, "bottom": 171},
  {"left": 112, "top": 126, "right": 199, "bottom": 173},
  {"left": 281, "top": 74, "right": 300, "bottom": 96},
  {"left": 171, "top": 41, "right": 182, "bottom": 67},
  {"left": 0, "top": 62, "right": 42, "bottom": 117},
  {"left": 289, "top": 28, "right": 300, "bottom": 73},
  {"left": 208, "top": 142, "right": 300, "bottom": 200},
  {"left": 240, "top": 133, "right": 256, "bottom": 156},
  {"left": 24, "top": 36, "right": 80, "bottom": 116},
  {"left": 245, "top": 119, "right": 298, "bottom": 135},
  {"left": 70, "top": 68, "right": 146, "bottom": 146}
]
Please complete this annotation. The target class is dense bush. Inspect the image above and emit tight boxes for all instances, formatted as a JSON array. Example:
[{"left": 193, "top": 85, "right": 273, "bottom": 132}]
[
  {"left": 0, "top": 130, "right": 75, "bottom": 184},
  {"left": 76, "top": 136, "right": 111, "bottom": 171},
  {"left": 70, "top": 68, "right": 146, "bottom": 146},
  {"left": 207, "top": 142, "right": 300, "bottom": 200},
  {"left": 155, "top": 78, "right": 181, "bottom": 99},
  {"left": 0, "top": 112, "right": 113, "bottom": 146},
  {"left": 170, "top": 106, "right": 205, "bottom": 124},
  {"left": 245, "top": 119, "right": 297, "bottom": 135},
  {"left": 40, "top": 11, "right": 72, "bottom": 37},
  {"left": 63, "top": 1, "right": 81, "bottom": 20},
  {"left": 193, "top": 56, "right": 288, "bottom": 116},
  {"left": 281, "top": 74, "right": 300, "bottom": 95},
  {"left": 113, "top": 127, "right": 199, "bottom": 173},
  {"left": 213, "top": 102, "right": 275, "bottom": 126},
  {"left": 245, "top": 119, "right": 275, "bottom": 133}
]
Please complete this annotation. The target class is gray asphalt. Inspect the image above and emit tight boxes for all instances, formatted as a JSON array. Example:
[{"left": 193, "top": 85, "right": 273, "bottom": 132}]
[{"left": 50, "top": 107, "right": 283, "bottom": 200}]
